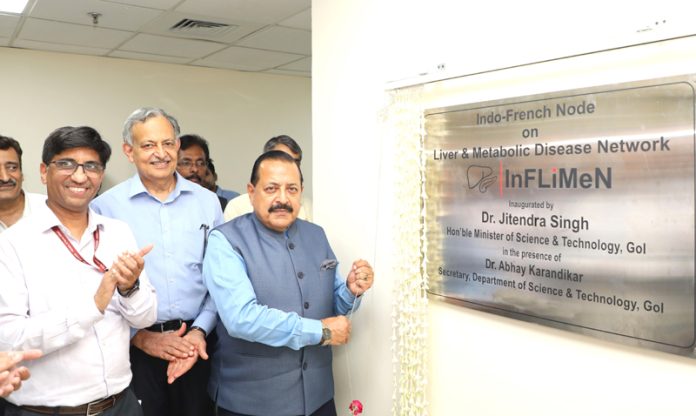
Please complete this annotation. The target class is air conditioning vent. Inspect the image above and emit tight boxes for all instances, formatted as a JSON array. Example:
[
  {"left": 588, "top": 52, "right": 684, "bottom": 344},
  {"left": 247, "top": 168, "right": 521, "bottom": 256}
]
[{"left": 169, "top": 18, "right": 237, "bottom": 38}]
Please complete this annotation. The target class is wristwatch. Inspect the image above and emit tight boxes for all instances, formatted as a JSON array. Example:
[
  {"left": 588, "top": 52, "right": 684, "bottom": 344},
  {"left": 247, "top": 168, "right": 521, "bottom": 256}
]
[
  {"left": 189, "top": 326, "right": 207, "bottom": 337},
  {"left": 118, "top": 278, "right": 140, "bottom": 298},
  {"left": 319, "top": 326, "right": 332, "bottom": 346}
]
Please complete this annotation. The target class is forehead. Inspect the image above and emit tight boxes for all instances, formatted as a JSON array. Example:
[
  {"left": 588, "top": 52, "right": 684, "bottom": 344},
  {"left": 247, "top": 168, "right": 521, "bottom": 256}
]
[
  {"left": 258, "top": 159, "right": 301, "bottom": 183},
  {"left": 0, "top": 147, "right": 20, "bottom": 162},
  {"left": 180, "top": 145, "right": 206, "bottom": 159},
  {"left": 51, "top": 146, "right": 100, "bottom": 161},
  {"left": 132, "top": 115, "right": 175, "bottom": 142}
]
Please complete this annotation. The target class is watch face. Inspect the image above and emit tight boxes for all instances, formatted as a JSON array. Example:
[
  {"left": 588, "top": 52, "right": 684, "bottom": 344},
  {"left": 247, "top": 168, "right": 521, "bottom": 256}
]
[{"left": 322, "top": 327, "right": 331, "bottom": 342}]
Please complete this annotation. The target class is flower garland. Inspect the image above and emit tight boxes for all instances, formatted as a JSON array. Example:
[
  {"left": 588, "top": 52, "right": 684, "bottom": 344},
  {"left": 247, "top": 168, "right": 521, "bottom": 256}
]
[
  {"left": 384, "top": 85, "right": 429, "bottom": 416},
  {"left": 349, "top": 399, "right": 364, "bottom": 415}
]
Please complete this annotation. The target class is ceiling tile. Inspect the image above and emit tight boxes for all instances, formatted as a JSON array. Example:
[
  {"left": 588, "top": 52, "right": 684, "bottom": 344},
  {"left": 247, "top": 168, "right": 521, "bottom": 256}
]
[
  {"left": 118, "top": 33, "right": 227, "bottom": 58},
  {"left": 0, "top": 13, "right": 20, "bottom": 37},
  {"left": 278, "top": 8, "right": 310, "bottom": 30},
  {"left": 265, "top": 68, "right": 310, "bottom": 78},
  {"left": 194, "top": 46, "right": 303, "bottom": 71},
  {"left": 4, "top": 1, "right": 312, "bottom": 77},
  {"left": 13, "top": 39, "right": 111, "bottom": 55},
  {"left": 277, "top": 56, "right": 310, "bottom": 72},
  {"left": 109, "top": 50, "right": 192, "bottom": 64},
  {"left": 99, "top": 0, "right": 180, "bottom": 10},
  {"left": 17, "top": 18, "right": 133, "bottom": 48},
  {"left": 237, "top": 26, "right": 310, "bottom": 55},
  {"left": 176, "top": 0, "right": 310, "bottom": 25},
  {"left": 29, "top": 0, "right": 164, "bottom": 31}
]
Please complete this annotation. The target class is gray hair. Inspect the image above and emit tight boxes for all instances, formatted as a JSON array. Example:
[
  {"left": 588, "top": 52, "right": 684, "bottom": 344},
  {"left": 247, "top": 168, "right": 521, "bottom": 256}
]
[
  {"left": 122, "top": 107, "right": 181, "bottom": 145},
  {"left": 263, "top": 135, "right": 302, "bottom": 163}
]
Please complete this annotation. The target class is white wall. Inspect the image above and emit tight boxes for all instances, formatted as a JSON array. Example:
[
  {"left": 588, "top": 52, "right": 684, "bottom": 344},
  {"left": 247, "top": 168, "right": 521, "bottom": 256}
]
[
  {"left": 0, "top": 47, "right": 311, "bottom": 197},
  {"left": 313, "top": 0, "right": 696, "bottom": 415}
]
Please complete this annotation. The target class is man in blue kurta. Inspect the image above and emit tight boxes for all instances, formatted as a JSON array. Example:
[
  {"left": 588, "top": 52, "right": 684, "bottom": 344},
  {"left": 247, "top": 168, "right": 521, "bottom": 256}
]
[
  {"left": 202, "top": 150, "right": 374, "bottom": 416},
  {"left": 91, "top": 107, "right": 223, "bottom": 416}
]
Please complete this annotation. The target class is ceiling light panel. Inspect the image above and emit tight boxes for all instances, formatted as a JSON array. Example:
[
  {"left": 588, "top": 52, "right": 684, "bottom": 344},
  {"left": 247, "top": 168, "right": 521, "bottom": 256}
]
[{"left": 0, "top": 0, "right": 29, "bottom": 14}]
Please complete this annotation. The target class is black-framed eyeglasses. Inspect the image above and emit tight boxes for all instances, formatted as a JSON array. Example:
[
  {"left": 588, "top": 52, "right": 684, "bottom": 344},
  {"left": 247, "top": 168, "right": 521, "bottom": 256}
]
[
  {"left": 178, "top": 159, "right": 207, "bottom": 168},
  {"left": 49, "top": 159, "right": 104, "bottom": 176}
]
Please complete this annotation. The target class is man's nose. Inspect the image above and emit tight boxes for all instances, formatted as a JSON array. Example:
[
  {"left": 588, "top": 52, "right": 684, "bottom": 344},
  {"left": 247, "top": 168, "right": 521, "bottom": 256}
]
[
  {"left": 154, "top": 143, "right": 166, "bottom": 158},
  {"left": 0, "top": 165, "right": 9, "bottom": 180},
  {"left": 71, "top": 165, "right": 89, "bottom": 181}
]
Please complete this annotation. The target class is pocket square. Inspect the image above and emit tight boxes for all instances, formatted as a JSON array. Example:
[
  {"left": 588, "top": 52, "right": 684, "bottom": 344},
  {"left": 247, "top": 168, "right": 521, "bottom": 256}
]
[{"left": 320, "top": 259, "right": 338, "bottom": 271}]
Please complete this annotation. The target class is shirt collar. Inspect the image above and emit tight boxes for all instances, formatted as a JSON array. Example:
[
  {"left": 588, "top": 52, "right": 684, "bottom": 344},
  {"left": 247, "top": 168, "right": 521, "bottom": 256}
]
[
  {"left": 127, "top": 171, "right": 193, "bottom": 203},
  {"left": 33, "top": 198, "right": 104, "bottom": 238},
  {"left": 0, "top": 191, "right": 29, "bottom": 231},
  {"left": 20, "top": 190, "right": 31, "bottom": 217}
]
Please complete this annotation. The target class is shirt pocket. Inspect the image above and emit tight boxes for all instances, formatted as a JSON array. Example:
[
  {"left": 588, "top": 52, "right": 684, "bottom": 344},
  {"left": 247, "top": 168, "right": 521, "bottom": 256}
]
[{"left": 178, "top": 227, "right": 208, "bottom": 273}]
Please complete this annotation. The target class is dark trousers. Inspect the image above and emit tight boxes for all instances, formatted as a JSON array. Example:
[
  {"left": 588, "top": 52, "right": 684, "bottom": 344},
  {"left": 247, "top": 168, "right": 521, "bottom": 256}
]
[
  {"left": 216, "top": 398, "right": 337, "bottom": 416},
  {"left": 130, "top": 345, "right": 214, "bottom": 416},
  {"left": 4, "top": 388, "right": 142, "bottom": 416}
]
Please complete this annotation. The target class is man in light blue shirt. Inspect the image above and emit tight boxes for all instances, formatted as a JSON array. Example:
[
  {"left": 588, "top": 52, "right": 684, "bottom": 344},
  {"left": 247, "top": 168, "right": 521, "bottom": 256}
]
[
  {"left": 91, "top": 107, "right": 223, "bottom": 416},
  {"left": 202, "top": 151, "right": 374, "bottom": 416}
]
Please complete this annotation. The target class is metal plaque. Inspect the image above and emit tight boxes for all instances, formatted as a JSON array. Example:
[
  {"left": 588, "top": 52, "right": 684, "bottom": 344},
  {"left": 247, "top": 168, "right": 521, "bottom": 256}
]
[{"left": 424, "top": 75, "right": 696, "bottom": 356}]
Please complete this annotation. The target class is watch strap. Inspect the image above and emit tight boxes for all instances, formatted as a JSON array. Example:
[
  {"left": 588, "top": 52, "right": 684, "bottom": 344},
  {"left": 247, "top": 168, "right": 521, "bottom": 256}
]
[
  {"left": 117, "top": 278, "right": 140, "bottom": 298},
  {"left": 320, "top": 326, "right": 331, "bottom": 346},
  {"left": 189, "top": 326, "right": 207, "bottom": 337}
]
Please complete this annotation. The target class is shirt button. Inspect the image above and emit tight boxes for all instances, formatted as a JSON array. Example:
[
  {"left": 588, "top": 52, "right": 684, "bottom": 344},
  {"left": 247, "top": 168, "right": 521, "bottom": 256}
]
[
  {"left": 298, "top": 272, "right": 304, "bottom": 279},
  {"left": 304, "top": 302, "right": 309, "bottom": 309},
  {"left": 288, "top": 242, "right": 295, "bottom": 249},
  {"left": 302, "top": 362, "right": 308, "bottom": 370}
]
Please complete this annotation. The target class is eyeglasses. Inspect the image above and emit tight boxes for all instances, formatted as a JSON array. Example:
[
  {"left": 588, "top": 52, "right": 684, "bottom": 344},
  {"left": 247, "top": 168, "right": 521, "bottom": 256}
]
[
  {"left": 178, "top": 159, "right": 207, "bottom": 168},
  {"left": 49, "top": 159, "right": 104, "bottom": 176}
]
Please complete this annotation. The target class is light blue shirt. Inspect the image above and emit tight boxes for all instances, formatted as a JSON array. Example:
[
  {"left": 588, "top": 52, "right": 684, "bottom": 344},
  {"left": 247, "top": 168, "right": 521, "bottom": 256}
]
[
  {"left": 203, "top": 228, "right": 360, "bottom": 349},
  {"left": 91, "top": 172, "right": 224, "bottom": 334}
]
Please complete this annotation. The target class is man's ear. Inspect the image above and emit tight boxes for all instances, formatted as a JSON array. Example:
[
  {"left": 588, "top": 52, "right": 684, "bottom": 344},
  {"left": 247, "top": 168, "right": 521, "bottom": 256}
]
[
  {"left": 39, "top": 163, "right": 48, "bottom": 185},
  {"left": 123, "top": 142, "right": 134, "bottom": 163}
]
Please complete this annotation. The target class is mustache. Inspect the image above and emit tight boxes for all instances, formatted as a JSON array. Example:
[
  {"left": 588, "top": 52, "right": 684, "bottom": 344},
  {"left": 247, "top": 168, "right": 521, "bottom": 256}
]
[
  {"left": 268, "top": 203, "right": 293, "bottom": 213},
  {"left": 0, "top": 178, "right": 17, "bottom": 186},
  {"left": 186, "top": 174, "right": 202, "bottom": 182}
]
